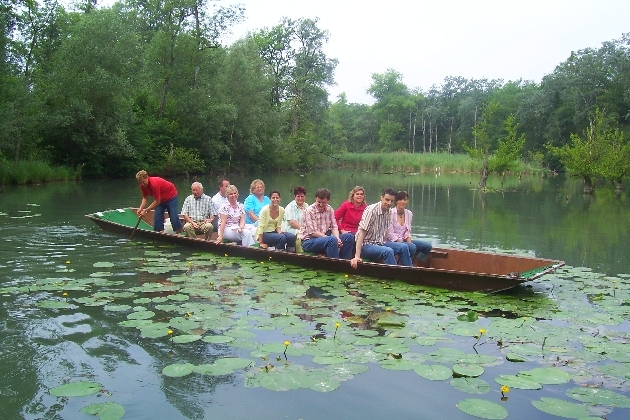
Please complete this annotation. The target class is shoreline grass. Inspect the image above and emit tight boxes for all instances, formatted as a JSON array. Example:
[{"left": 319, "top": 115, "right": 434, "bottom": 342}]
[
  {"left": 331, "top": 152, "right": 547, "bottom": 175},
  {"left": 0, "top": 159, "right": 80, "bottom": 185}
]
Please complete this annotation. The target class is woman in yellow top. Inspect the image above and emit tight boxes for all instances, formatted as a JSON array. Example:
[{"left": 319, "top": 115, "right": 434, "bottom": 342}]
[{"left": 256, "top": 190, "right": 297, "bottom": 251}]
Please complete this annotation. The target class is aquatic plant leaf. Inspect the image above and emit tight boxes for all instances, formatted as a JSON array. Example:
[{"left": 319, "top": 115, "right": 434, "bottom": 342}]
[
  {"left": 379, "top": 358, "right": 419, "bottom": 371},
  {"left": 518, "top": 367, "right": 571, "bottom": 385},
  {"left": 172, "top": 334, "right": 202, "bottom": 343},
  {"left": 505, "top": 353, "right": 528, "bottom": 362},
  {"left": 310, "top": 377, "right": 341, "bottom": 392},
  {"left": 312, "top": 355, "right": 347, "bottom": 365},
  {"left": 126, "top": 310, "right": 155, "bottom": 320},
  {"left": 118, "top": 319, "right": 152, "bottom": 328},
  {"left": 456, "top": 398, "right": 508, "bottom": 419},
  {"left": 93, "top": 262, "right": 115, "bottom": 268},
  {"left": 201, "top": 336, "right": 235, "bottom": 344},
  {"left": 49, "top": 381, "right": 101, "bottom": 397},
  {"left": 531, "top": 397, "right": 592, "bottom": 418},
  {"left": 193, "top": 364, "right": 234, "bottom": 376},
  {"left": 450, "top": 377, "right": 491, "bottom": 394},
  {"left": 494, "top": 374, "right": 542, "bottom": 390},
  {"left": 414, "top": 364, "right": 452, "bottom": 380},
  {"left": 566, "top": 387, "right": 630, "bottom": 408},
  {"left": 457, "top": 310, "right": 479, "bottom": 322},
  {"left": 162, "top": 363, "right": 195, "bottom": 377},
  {"left": 79, "top": 402, "right": 125, "bottom": 420},
  {"left": 104, "top": 304, "right": 132, "bottom": 312},
  {"left": 36, "top": 300, "right": 74, "bottom": 309},
  {"left": 453, "top": 364, "right": 484, "bottom": 378}
]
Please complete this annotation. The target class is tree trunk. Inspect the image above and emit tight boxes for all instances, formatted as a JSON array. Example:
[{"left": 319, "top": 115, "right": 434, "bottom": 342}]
[
  {"left": 583, "top": 176, "right": 594, "bottom": 194},
  {"left": 422, "top": 117, "right": 426, "bottom": 153},
  {"left": 478, "top": 150, "right": 489, "bottom": 189},
  {"left": 449, "top": 116, "right": 453, "bottom": 154}
]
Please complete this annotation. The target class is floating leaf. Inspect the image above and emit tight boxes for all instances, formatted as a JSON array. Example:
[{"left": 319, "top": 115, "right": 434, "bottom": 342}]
[
  {"left": 566, "top": 387, "right": 630, "bottom": 408},
  {"left": 36, "top": 300, "right": 73, "bottom": 309},
  {"left": 162, "top": 363, "right": 195, "bottom": 377},
  {"left": 531, "top": 397, "right": 592, "bottom": 418},
  {"left": 505, "top": 352, "right": 528, "bottom": 362},
  {"left": 456, "top": 398, "right": 508, "bottom": 419},
  {"left": 414, "top": 364, "right": 452, "bottom": 380},
  {"left": 172, "top": 334, "right": 202, "bottom": 344},
  {"left": 518, "top": 367, "right": 571, "bottom": 385},
  {"left": 201, "top": 336, "right": 235, "bottom": 344},
  {"left": 79, "top": 402, "right": 125, "bottom": 420},
  {"left": 310, "top": 377, "right": 341, "bottom": 392},
  {"left": 453, "top": 364, "right": 484, "bottom": 378},
  {"left": 93, "top": 262, "right": 115, "bottom": 268},
  {"left": 214, "top": 358, "right": 254, "bottom": 370},
  {"left": 50, "top": 381, "right": 101, "bottom": 397},
  {"left": 451, "top": 378, "right": 491, "bottom": 394},
  {"left": 494, "top": 374, "right": 542, "bottom": 390},
  {"left": 312, "top": 355, "right": 347, "bottom": 365}
]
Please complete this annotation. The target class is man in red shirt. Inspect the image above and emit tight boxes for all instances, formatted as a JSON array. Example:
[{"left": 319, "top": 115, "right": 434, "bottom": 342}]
[{"left": 135, "top": 170, "right": 183, "bottom": 233}]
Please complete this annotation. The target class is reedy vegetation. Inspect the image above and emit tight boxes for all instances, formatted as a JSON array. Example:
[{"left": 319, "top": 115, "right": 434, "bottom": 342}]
[{"left": 0, "top": 1, "right": 629, "bottom": 189}]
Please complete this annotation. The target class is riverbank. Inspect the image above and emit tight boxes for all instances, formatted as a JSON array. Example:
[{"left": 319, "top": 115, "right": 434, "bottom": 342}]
[
  {"left": 333, "top": 152, "right": 546, "bottom": 175},
  {"left": 0, "top": 159, "right": 79, "bottom": 185}
]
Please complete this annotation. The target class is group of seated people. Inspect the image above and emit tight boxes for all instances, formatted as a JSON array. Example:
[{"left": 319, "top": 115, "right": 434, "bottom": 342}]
[
  {"left": 134, "top": 170, "right": 431, "bottom": 268},
  {"left": 179, "top": 178, "right": 432, "bottom": 268}
]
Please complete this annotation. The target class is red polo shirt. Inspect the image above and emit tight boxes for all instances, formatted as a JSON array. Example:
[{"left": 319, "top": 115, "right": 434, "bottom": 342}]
[{"left": 140, "top": 176, "right": 177, "bottom": 202}]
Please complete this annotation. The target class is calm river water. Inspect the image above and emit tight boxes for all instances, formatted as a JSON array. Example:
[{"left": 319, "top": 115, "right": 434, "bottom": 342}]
[{"left": 1, "top": 170, "right": 629, "bottom": 420}]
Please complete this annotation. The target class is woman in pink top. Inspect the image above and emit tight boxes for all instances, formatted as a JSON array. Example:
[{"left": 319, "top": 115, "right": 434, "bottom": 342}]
[
  {"left": 334, "top": 186, "right": 367, "bottom": 234},
  {"left": 387, "top": 190, "right": 432, "bottom": 260}
]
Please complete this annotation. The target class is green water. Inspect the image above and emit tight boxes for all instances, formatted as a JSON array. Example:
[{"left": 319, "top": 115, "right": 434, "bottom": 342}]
[{"left": 1, "top": 171, "right": 629, "bottom": 419}]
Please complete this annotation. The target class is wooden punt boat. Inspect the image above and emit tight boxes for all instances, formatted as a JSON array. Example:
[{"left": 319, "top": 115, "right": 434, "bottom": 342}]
[{"left": 86, "top": 208, "right": 564, "bottom": 293}]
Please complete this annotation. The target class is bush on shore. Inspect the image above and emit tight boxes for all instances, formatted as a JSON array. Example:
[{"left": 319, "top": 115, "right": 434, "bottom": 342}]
[
  {"left": 0, "top": 158, "right": 79, "bottom": 185},
  {"left": 335, "top": 152, "right": 546, "bottom": 175}
]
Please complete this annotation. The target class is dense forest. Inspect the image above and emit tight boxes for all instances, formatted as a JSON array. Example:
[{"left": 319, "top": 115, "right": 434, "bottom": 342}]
[{"left": 1, "top": 0, "right": 629, "bottom": 180}]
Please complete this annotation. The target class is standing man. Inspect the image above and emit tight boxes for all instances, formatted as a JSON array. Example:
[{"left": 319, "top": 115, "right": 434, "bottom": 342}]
[
  {"left": 299, "top": 188, "right": 354, "bottom": 259},
  {"left": 135, "top": 170, "right": 183, "bottom": 233},
  {"left": 350, "top": 188, "right": 412, "bottom": 268},
  {"left": 181, "top": 182, "right": 215, "bottom": 240},
  {"left": 211, "top": 178, "right": 229, "bottom": 231}
]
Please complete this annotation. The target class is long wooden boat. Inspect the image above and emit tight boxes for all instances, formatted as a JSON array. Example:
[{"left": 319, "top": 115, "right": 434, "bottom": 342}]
[{"left": 86, "top": 208, "right": 564, "bottom": 293}]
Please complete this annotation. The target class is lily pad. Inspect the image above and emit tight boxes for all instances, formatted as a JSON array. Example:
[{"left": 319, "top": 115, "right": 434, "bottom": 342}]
[
  {"left": 79, "top": 402, "right": 125, "bottom": 420},
  {"left": 201, "top": 335, "right": 235, "bottom": 344},
  {"left": 93, "top": 262, "right": 115, "bottom": 268},
  {"left": 172, "top": 334, "right": 202, "bottom": 344},
  {"left": 566, "top": 387, "right": 630, "bottom": 408},
  {"left": 518, "top": 367, "right": 571, "bottom": 385},
  {"left": 456, "top": 398, "right": 508, "bottom": 419},
  {"left": 453, "top": 363, "right": 484, "bottom": 378},
  {"left": 49, "top": 381, "right": 101, "bottom": 397},
  {"left": 531, "top": 397, "right": 592, "bottom": 418},
  {"left": 414, "top": 364, "right": 452, "bottom": 380},
  {"left": 494, "top": 374, "right": 542, "bottom": 390},
  {"left": 162, "top": 363, "right": 195, "bottom": 377},
  {"left": 451, "top": 377, "right": 491, "bottom": 394},
  {"left": 312, "top": 355, "right": 347, "bottom": 365}
]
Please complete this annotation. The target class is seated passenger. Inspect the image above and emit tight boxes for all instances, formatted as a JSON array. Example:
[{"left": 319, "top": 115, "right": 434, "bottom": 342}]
[
  {"left": 281, "top": 186, "right": 309, "bottom": 252},
  {"left": 334, "top": 186, "right": 367, "bottom": 235},
  {"left": 215, "top": 185, "right": 256, "bottom": 247},
  {"left": 299, "top": 188, "right": 354, "bottom": 259},
  {"left": 350, "top": 188, "right": 412, "bottom": 269},
  {"left": 387, "top": 190, "right": 432, "bottom": 261},
  {"left": 256, "top": 190, "right": 296, "bottom": 251},
  {"left": 181, "top": 181, "right": 215, "bottom": 240},
  {"left": 243, "top": 179, "right": 271, "bottom": 226}
]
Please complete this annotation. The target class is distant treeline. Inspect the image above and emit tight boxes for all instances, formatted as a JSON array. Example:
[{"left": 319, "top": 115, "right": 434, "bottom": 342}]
[{"left": 1, "top": 1, "right": 629, "bottom": 181}]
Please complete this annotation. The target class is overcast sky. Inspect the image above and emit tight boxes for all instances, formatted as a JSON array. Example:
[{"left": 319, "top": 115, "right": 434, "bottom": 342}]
[{"left": 220, "top": 0, "right": 629, "bottom": 104}]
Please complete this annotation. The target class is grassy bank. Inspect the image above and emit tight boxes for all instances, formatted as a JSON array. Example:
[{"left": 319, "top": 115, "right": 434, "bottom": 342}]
[
  {"left": 334, "top": 152, "right": 546, "bottom": 175},
  {"left": 0, "top": 159, "right": 80, "bottom": 185}
]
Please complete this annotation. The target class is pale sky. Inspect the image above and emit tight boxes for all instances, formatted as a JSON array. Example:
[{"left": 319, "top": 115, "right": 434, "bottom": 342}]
[{"left": 221, "top": 0, "right": 630, "bottom": 104}]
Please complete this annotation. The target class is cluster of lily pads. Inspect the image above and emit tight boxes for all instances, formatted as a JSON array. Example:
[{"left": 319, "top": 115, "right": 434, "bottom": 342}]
[
  {"left": 3, "top": 247, "right": 630, "bottom": 419},
  {"left": 0, "top": 203, "right": 42, "bottom": 219}
]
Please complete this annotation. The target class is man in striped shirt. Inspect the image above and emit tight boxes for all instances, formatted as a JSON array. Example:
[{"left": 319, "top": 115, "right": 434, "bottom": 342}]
[
  {"left": 350, "top": 188, "right": 412, "bottom": 268},
  {"left": 181, "top": 182, "right": 216, "bottom": 240},
  {"left": 299, "top": 189, "right": 354, "bottom": 259}
]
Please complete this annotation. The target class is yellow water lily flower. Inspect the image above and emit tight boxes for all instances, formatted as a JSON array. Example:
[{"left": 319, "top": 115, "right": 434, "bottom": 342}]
[
  {"left": 65, "top": 261, "right": 70, "bottom": 264},
  {"left": 167, "top": 330, "right": 173, "bottom": 335},
  {"left": 284, "top": 340, "right": 290, "bottom": 347},
  {"left": 224, "top": 254, "right": 228, "bottom": 257},
  {"left": 501, "top": 385, "right": 510, "bottom": 393},
  {"left": 344, "top": 274, "right": 348, "bottom": 278},
  {"left": 335, "top": 322, "right": 341, "bottom": 328},
  {"left": 62, "top": 292, "right": 68, "bottom": 296},
  {"left": 385, "top": 307, "right": 391, "bottom": 312},
  {"left": 479, "top": 329, "right": 486, "bottom": 335}
]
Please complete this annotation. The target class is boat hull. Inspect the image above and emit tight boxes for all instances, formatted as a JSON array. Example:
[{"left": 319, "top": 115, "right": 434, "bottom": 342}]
[{"left": 86, "top": 209, "right": 564, "bottom": 293}]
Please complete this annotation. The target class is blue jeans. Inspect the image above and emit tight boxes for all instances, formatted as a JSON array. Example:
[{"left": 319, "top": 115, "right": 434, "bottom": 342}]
[
  {"left": 302, "top": 233, "right": 354, "bottom": 259},
  {"left": 262, "top": 232, "right": 296, "bottom": 250},
  {"left": 153, "top": 196, "right": 182, "bottom": 232},
  {"left": 361, "top": 242, "right": 412, "bottom": 266},
  {"left": 407, "top": 239, "right": 432, "bottom": 260}
]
